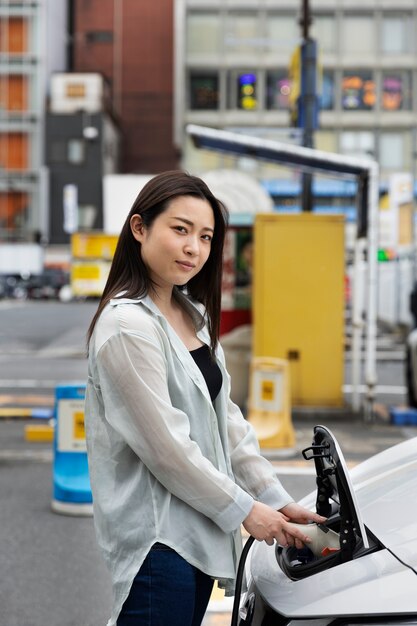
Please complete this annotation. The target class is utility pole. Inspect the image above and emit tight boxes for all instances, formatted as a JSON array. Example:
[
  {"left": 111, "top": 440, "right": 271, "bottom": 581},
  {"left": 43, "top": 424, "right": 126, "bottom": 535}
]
[{"left": 299, "top": 0, "right": 318, "bottom": 212}]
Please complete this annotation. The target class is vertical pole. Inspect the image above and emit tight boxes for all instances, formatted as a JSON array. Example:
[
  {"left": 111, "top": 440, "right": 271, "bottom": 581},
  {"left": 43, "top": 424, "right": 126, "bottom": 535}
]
[
  {"left": 67, "top": 0, "right": 74, "bottom": 70},
  {"left": 299, "top": 0, "right": 316, "bottom": 212},
  {"left": 364, "top": 162, "right": 379, "bottom": 421},
  {"left": 412, "top": 127, "right": 417, "bottom": 282}
]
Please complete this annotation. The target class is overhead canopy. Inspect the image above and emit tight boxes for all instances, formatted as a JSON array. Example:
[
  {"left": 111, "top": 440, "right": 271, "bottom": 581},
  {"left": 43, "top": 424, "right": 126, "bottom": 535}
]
[
  {"left": 187, "top": 124, "right": 374, "bottom": 179},
  {"left": 187, "top": 123, "right": 378, "bottom": 238}
]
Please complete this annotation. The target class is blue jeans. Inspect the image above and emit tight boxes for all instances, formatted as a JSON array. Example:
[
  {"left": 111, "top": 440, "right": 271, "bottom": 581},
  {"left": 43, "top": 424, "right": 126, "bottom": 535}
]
[{"left": 117, "top": 543, "right": 214, "bottom": 626}]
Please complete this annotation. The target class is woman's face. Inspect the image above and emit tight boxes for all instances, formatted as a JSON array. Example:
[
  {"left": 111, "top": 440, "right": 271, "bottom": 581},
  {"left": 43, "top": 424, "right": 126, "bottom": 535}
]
[{"left": 130, "top": 195, "right": 215, "bottom": 291}]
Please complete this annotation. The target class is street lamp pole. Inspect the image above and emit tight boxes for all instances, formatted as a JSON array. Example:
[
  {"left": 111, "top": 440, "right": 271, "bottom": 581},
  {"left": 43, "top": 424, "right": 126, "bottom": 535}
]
[
  {"left": 301, "top": 0, "right": 310, "bottom": 39},
  {"left": 299, "top": 0, "right": 317, "bottom": 212}
]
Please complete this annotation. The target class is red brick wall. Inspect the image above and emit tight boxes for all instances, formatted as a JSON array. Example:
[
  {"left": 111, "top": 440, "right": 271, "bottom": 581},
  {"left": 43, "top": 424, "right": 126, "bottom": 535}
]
[{"left": 73, "top": 0, "right": 179, "bottom": 173}]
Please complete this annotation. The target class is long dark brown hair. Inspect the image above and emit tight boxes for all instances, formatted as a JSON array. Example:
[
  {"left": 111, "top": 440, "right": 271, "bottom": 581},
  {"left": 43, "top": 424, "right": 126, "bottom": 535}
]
[{"left": 87, "top": 170, "right": 229, "bottom": 354}]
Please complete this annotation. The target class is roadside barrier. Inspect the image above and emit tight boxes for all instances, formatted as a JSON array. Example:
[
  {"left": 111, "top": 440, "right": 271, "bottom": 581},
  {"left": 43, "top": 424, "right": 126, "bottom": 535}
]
[
  {"left": 51, "top": 383, "right": 93, "bottom": 516},
  {"left": 247, "top": 357, "right": 296, "bottom": 455}
]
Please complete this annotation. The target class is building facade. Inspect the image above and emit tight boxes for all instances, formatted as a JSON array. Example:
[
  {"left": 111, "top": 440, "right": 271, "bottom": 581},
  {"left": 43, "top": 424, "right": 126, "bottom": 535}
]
[
  {"left": 0, "top": 0, "right": 67, "bottom": 243},
  {"left": 175, "top": 0, "right": 417, "bottom": 184},
  {"left": 46, "top": 73, "right": 120, "bottom": 244},
  {"left": 71, "top": 0, "right": 179, "bottom": 174}
]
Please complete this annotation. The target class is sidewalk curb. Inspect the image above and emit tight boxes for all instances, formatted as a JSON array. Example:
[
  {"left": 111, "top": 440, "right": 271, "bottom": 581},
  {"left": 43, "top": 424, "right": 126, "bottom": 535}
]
[{"left": 0, "top": 407, "right": 54, "bottom": 419}]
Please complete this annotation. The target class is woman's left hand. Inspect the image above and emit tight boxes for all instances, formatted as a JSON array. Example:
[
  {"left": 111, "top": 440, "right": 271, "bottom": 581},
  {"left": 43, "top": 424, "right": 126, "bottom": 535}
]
[
  {"left": 279, "top": 502, "right": 327, "bottom": 549},
  {"left": 280, "top": 502, "right": 326, "bottom": 525}
]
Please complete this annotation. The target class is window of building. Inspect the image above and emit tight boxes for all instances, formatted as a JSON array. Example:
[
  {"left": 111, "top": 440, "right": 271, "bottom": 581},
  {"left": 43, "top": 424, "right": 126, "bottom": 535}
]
[
  {"left": 0, "top": 132, "right": 28, "bottom": 169},
  {"left": 86, "top": 31, "right": 113, "bottom": 44},
  {"left": 315, "top": 131, "right": 337, "bottom": 154},
  {"left": 187, "top": 12, "right": 221, "bottom": 55},
  {"left": 382, "top": 71, "right": 412, "bottom": 111},
  {"left": 311, "top": 15, "right": 336, "bottom": 54},
  {"left": 342, "top": 71, "right": 375, "bottom": 110},
  {"left": 381, "top": 14, "right": 412, "bottom": 54},
  {"left": 225, "top": 12, "right": 260, "bottom": 55},
  {"left": 189, "top": 73, "right": 219, "bottom": 110},
  {"left": 379, "top": 133, "right": 405, "bottom": 170},
  {"left": 265, "top": 14, "right": 298, "bottom": 54},
  {"left": 340, "top": 131, "right": 375, "bottom": 159},
  {"left": 67, "top": 139, "right": 85, "bottom": 165},
  {"left": 342, "top": 15, "right": 375, "bottom": 56},
  {"left": 266, "top": 70, "right": 291, "bottom": 110},
  {"left": 0, "top": 75, "right": 28, "bottom": 111},
  {"left": 0, "top": 191, "right": 27, "bottom": 229},
  {"left": 320, "top": 71, "right": 335, "bottom": 110},
  {"left": 0, "top": 17, "right": 27, "bottom": 54}
]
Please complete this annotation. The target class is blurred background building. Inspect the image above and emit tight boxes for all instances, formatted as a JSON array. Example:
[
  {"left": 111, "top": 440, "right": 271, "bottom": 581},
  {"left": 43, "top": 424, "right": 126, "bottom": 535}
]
[
  {"left": 0, "top": 0, "right": 67, "bottom": 243},
  {"left": 1, "top": 0, "right": 417, "bottom": 246},
  {"left": 46, "top": 73, "right": 120, "bottom": 244},
  {"left": 71, "top": 0, "right": 178, "bottom": 173},
  {"left": 175, "top": 0, "right": 417, "bottom": 189}
]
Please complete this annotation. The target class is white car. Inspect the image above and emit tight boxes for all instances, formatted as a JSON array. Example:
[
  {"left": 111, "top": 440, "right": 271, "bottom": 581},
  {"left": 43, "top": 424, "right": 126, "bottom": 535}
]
[{"left": 235, "top": 425, "right": 417, "bottom": 626}]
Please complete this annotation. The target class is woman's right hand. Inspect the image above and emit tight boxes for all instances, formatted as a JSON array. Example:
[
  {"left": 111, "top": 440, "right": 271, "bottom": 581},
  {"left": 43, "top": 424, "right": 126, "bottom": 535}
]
[{"left": 242, "top": 501, "right": 313, "bottom": 547}]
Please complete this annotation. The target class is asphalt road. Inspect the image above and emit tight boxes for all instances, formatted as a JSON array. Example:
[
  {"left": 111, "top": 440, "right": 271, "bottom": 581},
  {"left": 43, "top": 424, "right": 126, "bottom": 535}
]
[
  {"left": 0, "top": 432, "right": 112, "bottom": 626},
  {"left": 0, "top": 299, "right": 412, "bottom": 626},
  {"left": 0, "top": 300, "right": 109, "bottom": 625},
  {"left": 0, "top": 300, "right": 93, "bottom": 396}
]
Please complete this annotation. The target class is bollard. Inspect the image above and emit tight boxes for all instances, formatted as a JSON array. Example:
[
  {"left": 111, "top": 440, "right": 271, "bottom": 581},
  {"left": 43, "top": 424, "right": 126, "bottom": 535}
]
[
  {"left": 51, "top": 383, "right": 93, "bottom": 516},
  {"left": 247, "top": 357, "right": 295, "bottom": 455}
]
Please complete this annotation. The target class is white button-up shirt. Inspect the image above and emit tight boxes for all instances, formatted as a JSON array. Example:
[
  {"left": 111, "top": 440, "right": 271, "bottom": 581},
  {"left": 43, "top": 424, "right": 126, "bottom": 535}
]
[{"left": 85, "top": 291, "right": 293, "bottom": 626}]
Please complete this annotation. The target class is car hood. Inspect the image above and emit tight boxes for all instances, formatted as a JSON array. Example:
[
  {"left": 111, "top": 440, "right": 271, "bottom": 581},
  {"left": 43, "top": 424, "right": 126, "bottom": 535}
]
[{"left": 350, "top": 436, "right": 417, "bottom": 572}]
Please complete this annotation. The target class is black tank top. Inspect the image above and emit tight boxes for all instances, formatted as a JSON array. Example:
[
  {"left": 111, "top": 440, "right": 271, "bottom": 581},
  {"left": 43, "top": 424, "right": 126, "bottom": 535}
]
[{"left": 190, "top": 344, "right": 223, "bottom": 402}]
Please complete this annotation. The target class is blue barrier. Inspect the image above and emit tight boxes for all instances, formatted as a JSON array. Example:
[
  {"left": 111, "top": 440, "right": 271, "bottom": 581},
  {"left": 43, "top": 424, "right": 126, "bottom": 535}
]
[
  {"left": 51, "top": 383, "right": 93, "bottom": 516},
  {"left": 390, "top": 407, "right": 417, "bottom": 426}
]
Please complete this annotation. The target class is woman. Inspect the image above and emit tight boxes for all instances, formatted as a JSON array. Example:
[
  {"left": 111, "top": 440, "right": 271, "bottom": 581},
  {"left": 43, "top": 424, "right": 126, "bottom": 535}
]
[{"left": 85, "top": 171, "right": 324, "bottom": 626}]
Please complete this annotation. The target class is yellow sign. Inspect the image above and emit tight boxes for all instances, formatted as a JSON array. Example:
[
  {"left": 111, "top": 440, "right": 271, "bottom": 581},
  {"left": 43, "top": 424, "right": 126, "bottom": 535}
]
[
  {"left": 70, "top": 261, "right": 112, "bottom": 297},
  {"left": 73, "top": 411, "right": 85, "bottom": 440},
  {"left": 261, "top": 380, "right": 275, "bottom": 402},
  {"left": 57, "top": 399, "right": 87, "bottom": 452},
  {"left": 71, "top": 232, "right": 118, "bottom": 260},
  {"left": 72, "top": 264, "right": 100, "bottom": 280}
]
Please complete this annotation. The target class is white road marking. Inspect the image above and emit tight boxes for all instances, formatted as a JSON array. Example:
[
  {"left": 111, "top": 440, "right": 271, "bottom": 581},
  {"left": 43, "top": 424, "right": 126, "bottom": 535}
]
[
  {"left": 343, "top": 384, "right": 406, "bottom": 394},
  {"left": 0, "top": 380, "right": 59, "bottom": 388},
  {"left": 0, "top": 449, "right": 53, "bottom": 462},
  {"left": 0, "top": 301, "right": 25, "bottom": 310}
]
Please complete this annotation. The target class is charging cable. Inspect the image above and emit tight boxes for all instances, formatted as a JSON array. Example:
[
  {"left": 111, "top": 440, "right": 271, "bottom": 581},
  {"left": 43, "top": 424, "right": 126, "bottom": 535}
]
[{"left": 230, "top": 535, "right": 255, "bottom": 626}]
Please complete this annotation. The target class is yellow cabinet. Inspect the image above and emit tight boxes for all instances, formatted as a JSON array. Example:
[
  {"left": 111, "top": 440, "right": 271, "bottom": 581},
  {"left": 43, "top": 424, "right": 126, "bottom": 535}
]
[{"left": 253, "top": 214, "right": 345, "bottom": 407}]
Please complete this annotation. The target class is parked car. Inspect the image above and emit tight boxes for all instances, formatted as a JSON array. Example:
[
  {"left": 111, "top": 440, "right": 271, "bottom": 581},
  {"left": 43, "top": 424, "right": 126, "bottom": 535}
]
[
  {"left": 0, "top": 269, "right": 69, "bottom": 301},
  {"left": 236, "top": 425, "right": 417, "bottom": 626}
]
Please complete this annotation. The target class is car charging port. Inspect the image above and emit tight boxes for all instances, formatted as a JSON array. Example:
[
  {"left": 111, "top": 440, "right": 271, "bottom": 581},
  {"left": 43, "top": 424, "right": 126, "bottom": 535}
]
[
  {"left": 276, "top": 516, "right": 345, "bottom": 580},
  {"left": 276, "top": 425, "right": 383, "bottom": 581}
]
